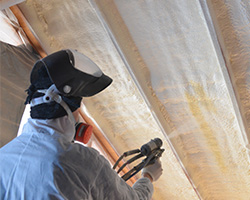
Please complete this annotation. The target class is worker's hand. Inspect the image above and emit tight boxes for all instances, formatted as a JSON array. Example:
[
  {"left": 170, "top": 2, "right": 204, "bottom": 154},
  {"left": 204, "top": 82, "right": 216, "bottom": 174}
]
[{"left": 141, "top": 159, "right": 163, "bottom": 182}]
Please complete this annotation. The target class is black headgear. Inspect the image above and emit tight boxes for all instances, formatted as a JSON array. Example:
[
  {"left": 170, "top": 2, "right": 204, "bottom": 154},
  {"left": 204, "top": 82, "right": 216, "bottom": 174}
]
[{"left": 25, "top": 49, "right": 112, "bottom": 119}]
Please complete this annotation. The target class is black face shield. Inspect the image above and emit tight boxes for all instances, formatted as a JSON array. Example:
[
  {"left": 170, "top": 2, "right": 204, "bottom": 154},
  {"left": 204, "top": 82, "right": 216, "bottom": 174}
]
[{"left": 30, "top": 49, "right": 112, "bottom": 97}]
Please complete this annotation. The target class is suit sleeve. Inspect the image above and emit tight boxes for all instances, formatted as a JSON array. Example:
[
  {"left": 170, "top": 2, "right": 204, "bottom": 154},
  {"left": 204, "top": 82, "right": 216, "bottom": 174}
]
[{"left": 90, "top": 153, "right": 154, "bottom": 200}]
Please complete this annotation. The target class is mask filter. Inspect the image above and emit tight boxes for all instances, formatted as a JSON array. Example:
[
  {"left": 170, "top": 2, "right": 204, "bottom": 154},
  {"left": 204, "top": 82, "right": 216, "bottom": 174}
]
[{"left": 74, "top": 122, "right": 93, "bottom": 144}]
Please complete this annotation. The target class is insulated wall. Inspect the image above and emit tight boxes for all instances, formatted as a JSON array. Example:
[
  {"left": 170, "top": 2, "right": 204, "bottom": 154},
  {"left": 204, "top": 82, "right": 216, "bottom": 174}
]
[
  {"left": 18, "top": 0, "right": 250, "bottom": 199},
  {"left": 207, "top": 0, "right": 250, "bottom": 149}
]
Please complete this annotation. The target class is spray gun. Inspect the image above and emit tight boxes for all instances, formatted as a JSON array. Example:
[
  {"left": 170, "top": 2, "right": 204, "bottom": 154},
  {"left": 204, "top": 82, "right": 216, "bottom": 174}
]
[{"left": 113, "top": 138, "right": 165, "bottom": 181}]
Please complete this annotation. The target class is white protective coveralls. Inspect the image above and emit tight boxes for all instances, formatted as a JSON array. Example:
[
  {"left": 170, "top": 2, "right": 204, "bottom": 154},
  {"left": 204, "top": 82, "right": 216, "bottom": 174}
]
[{"left": 0, "top": 116, "right": 153, "bottom": 200}]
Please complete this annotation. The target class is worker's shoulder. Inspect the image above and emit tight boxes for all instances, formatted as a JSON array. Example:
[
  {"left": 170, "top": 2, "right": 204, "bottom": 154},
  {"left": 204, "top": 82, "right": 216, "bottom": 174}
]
[
  {"left": 60, "top": 143, "right": 108, "bottom": 171},
  {"left": 64, "top": 142, "right": 103, "bottom": 161}
]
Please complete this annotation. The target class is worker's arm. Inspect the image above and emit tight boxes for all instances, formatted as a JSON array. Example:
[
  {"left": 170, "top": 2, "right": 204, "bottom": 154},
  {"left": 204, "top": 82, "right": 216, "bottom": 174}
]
[
  {"left": 91, "top": 153, "right": 154, "bottom": 200},
  {"left": 142, "top": 173, "right": 153, "bottom": 182}
]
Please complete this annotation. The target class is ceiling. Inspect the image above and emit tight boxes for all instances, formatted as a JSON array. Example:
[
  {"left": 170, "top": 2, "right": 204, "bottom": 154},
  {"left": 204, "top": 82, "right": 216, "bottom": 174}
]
[{"left": 16, "top": 0, "right": 250, "bottom": 199}]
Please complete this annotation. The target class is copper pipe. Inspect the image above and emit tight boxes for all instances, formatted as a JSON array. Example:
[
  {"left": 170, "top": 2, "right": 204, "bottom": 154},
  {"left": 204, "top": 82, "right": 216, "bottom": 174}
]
[{"left": 10, "top": 5, "right": 47, "bottom": 58}]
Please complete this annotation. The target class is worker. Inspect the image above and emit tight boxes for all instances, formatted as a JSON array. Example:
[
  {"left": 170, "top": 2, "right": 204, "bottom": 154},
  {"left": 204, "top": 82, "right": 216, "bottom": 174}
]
[{"left": 0, "top": 49, "right": 163, "bottom": 200}]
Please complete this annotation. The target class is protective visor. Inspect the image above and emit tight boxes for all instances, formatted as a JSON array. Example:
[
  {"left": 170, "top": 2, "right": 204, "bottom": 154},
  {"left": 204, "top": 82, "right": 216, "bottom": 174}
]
[{"left": 31, "top": 49, "right": 112, "bottom": 97}]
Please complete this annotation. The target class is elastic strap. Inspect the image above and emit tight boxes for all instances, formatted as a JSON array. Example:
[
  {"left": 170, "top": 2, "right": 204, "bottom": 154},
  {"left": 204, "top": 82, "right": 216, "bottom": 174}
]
[{"left": 30, "top": 84, "right": 76, "bottom": 124}]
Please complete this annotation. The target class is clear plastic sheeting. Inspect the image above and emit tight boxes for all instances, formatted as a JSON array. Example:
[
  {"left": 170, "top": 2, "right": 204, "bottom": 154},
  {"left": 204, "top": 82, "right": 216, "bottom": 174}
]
[
  {"left": 0, "top": 42, "right": 39, "bottom": 147},
  {"left": 0, "top": 8, "right": 23, "bottom": 46},
  {"left": 17, "top": 0, "right": 250, "bottom": 199},
  {"left": 0, "top": 0, "right": 25, "bottom": 10}
]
